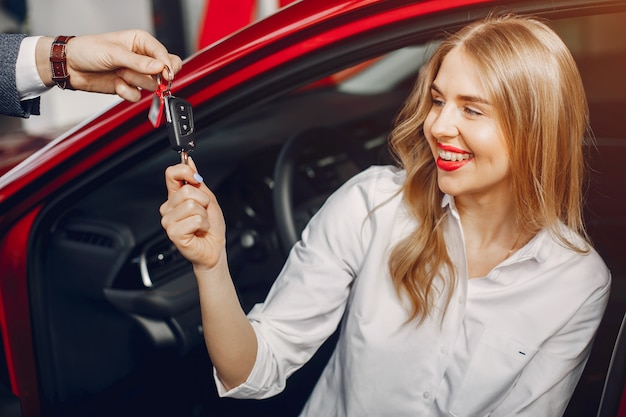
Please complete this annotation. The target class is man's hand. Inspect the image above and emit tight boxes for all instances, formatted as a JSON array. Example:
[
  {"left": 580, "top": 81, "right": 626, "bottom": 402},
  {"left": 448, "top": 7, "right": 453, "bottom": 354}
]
[{"left": 36, "top": 30, "right": 183, "bottom": 102}]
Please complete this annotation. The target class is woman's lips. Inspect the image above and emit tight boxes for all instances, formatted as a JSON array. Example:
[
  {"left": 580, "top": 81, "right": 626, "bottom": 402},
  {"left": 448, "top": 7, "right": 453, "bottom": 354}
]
[{"left": 436, "top": 143, "right": 474, "bottom": 171}]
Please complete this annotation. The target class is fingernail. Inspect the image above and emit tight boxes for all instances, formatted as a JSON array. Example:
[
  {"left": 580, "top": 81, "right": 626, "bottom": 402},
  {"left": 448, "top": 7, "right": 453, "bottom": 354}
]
[{"left": 193, "top": 173, "right": 204, "bottom": 183}]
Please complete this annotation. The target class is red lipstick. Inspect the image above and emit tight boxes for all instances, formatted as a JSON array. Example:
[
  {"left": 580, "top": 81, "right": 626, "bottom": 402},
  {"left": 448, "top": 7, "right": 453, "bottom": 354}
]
[{"left": 436, "top": 143, "right": 473, "bottom": 172}]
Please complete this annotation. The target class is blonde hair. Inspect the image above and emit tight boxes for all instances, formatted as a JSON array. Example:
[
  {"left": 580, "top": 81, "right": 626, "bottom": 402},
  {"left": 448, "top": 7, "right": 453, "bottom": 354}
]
[{"left": 388, "top": 14, "right": 591, "bottom": 323}]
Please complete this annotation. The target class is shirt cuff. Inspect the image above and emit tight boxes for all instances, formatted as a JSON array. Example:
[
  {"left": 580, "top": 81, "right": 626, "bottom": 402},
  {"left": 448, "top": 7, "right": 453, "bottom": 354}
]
[
  {"left": 16, "top": 36, "right": 50, "bottom": 100},
  {"left": 212, "top": 323, "right": 272, "bottom": 398}
]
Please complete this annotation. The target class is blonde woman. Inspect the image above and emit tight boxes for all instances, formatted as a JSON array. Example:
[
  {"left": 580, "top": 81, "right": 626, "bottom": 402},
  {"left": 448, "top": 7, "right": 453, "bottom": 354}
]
[{"left": 160, "top": 14, "right": 610, "bottom": 416}]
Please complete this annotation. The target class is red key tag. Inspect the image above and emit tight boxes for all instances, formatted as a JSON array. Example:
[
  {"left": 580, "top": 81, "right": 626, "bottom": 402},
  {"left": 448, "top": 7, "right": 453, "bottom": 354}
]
[
  {"left": 148, "top": 67, "right": 173, "bottom": 128},
  {"left": 148, "top": 92, "right": 164, "bottom": 128}
]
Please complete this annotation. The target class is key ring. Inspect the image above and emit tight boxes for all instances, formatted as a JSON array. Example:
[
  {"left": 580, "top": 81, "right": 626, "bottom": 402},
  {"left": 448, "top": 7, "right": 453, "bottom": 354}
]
[
  {"left": 156, "top": 65, "right": 173, "bottom": 96},
  {"left": 148, "top": 65, "right": 175, "bottom": 128}
]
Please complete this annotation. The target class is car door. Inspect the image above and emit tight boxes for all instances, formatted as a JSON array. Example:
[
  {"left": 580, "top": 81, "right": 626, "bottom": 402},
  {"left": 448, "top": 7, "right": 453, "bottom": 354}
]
[{"left": 0, "top": 1, "right": 625, "bottom": 416}]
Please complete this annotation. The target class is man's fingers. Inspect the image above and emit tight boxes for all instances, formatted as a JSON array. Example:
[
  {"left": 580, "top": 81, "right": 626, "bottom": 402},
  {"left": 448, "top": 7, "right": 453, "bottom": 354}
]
[
  {"left": 102, "top": 43, "right": 165, "bottom": 75},
  {"left": 117, "top": 30, "right": 183, "bottom": 80},
  {"left": 156, "top": 54, "right": 183, "bottom": 80},
  {"left": 125, "top": 31, "right": 183, "bottom": 76},
  {"left": 116, "top": 69, "right": 158, "bottom": 92},
  {"left": 113, "top": 78, "right": 142, "bottom": 102}
]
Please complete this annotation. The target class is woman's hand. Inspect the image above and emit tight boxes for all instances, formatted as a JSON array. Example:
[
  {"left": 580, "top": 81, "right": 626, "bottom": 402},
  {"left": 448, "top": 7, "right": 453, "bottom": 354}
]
[{"left": 159, "top": 158, "right": 226, "bottom": 271}]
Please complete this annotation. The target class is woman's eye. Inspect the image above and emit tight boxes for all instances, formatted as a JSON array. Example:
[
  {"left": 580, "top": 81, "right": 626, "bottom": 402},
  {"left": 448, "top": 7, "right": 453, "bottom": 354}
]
[
  {"left": 431, "top": 98, "right": 445, "bottom": 107},
  {"left": 464, "top": 107, "right": 482, "bottom": 117}
]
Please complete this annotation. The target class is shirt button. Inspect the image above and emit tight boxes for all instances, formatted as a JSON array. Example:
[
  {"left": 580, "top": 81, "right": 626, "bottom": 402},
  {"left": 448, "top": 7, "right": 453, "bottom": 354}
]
[
  {"left": 458, "top": 296, "right": 465, "bottom": 304},
  {"left": 423, "top": 391, "right": 430, "bottom": 399},
  {"left": 440, "top": 345, "right": 448, "bottom": 354},
  {"left": 491, "top": 270, "right": 501, "bottom": 279}
]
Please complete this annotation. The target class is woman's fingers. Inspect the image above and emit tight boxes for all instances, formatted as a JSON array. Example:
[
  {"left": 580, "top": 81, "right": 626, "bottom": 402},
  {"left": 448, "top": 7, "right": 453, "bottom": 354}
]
[
  {"left": 161, "top": 198, "right": 210, "bottom": 238},
  {"left": 164, "top": 162, "right": 205, "bottom": 195}
]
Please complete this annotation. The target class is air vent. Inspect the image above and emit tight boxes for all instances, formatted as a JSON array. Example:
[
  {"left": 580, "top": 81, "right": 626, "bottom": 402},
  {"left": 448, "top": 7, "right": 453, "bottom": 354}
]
[
  {"left": 64, "top": 229, "right": 115, "bottom": 248},
  {"left": 139, "top": 237, "right": 192, "bottom": 287}
]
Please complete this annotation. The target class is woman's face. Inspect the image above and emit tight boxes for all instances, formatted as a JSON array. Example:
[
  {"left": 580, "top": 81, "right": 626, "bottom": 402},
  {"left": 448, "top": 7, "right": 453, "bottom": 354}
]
[{"left": 423, "top": 47, "right": 512, "bottom": 205}]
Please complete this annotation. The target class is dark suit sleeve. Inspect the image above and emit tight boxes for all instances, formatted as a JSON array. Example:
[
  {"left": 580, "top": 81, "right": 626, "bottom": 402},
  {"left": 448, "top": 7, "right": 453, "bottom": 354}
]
[{"left": 0, "top": 33, "right": 41, "bottom": 118}]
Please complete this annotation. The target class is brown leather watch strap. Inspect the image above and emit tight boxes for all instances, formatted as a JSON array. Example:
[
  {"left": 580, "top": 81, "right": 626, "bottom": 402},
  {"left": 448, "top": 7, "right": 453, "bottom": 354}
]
[{"left": 50, "top": 35, "right": 75, "bottom": 89}]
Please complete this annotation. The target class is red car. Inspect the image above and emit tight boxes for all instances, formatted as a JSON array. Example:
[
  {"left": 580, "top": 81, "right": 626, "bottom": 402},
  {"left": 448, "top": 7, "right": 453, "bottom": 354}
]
[{"left": 0, "top": 1, "right": 624, "bottom": 416}]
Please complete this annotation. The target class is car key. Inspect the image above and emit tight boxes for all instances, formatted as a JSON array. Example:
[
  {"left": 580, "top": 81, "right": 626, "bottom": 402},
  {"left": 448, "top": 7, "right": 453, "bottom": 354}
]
[
  {"left": 148, "top": 66, "right": 196, "bottom": 165},
  {"left": 164, "top": 95, "right": 196, "bottom": 165}
]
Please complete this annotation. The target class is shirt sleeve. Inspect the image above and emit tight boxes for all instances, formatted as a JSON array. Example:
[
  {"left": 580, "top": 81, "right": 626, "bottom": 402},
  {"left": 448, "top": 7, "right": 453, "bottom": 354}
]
[
  {"left": 16, "top": 35, "right": 49, "bottom": 100},
  {"left": 215, "top": 167, "right": 381, "bottom": 399},
  {"left": 0, "top": 33, "right": 41, "bottom": 117},
  {"left": 490, "top": 269, "right": 611, "bottom": 416}
]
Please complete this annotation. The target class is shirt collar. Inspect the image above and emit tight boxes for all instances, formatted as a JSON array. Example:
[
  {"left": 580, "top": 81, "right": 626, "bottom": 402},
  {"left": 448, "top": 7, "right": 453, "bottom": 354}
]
[
  {"left": 441, "top": 194, "right": 460, "bottom": 220},
  {"left": 507, "top": 229, "right": 551, "bottom": 264}
]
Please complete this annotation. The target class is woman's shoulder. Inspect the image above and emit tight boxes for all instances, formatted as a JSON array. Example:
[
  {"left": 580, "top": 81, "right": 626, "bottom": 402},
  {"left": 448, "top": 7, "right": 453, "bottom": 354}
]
[
  {"left": 346, "top": 164, "right": 404, "bottom": 184},
  {"left": 335, "top": 165, "right": 405, "bottom": 203},
  {"left": 313, "top": 165, "right": 407, "bottom": 228},
  {"left": 535, "top": 226, "right": 611, "bottom": 290}
]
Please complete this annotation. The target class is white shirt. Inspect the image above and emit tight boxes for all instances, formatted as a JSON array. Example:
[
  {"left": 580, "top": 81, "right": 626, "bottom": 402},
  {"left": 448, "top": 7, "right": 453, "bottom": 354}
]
[
  {"left": 16, "top": 36, "right": 49, "bottom": 100},
  {"left": 217, "top": 165, "right": 611, "bottom": 416}
]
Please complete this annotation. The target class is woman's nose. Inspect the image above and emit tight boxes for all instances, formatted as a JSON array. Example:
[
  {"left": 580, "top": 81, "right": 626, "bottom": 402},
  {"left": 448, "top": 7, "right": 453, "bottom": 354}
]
[{"left": 429, "top": 104, "right": 459, "bottom": 139}]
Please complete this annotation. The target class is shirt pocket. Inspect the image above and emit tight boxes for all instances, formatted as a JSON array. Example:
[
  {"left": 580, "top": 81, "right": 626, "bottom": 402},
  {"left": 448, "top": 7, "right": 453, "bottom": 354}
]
[{"left": 449, "top": 328, "right": 539, "bottom": 417}]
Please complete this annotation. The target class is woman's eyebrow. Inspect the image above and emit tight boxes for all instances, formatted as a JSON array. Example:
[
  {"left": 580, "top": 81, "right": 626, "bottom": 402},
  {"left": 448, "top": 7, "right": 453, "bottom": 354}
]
[{"left": 430, "top": 83, "right": 491, "bottom": 105}]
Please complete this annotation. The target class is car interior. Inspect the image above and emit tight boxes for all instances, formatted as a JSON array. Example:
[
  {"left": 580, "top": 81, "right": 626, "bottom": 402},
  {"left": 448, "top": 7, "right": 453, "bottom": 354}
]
[{"left": 10, "top": 9, "right": 626, "bottom": 417}]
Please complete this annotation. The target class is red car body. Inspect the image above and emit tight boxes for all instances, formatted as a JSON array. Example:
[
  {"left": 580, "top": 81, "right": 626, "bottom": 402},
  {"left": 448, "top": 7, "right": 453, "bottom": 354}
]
[{"left": 0, "top": 1, "right": 624, "bottom": 416}]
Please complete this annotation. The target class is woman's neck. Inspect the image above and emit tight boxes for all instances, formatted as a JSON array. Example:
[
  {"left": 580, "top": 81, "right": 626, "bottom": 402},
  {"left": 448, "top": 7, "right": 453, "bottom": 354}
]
[{"left": 454, "top": 194, "right": 532, "bottom": 278}]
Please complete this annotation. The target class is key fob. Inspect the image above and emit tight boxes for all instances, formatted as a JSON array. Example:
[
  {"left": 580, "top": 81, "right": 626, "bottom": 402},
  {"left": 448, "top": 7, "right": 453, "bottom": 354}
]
[{"left": 165, "top": 95, "right": 195, "bottom": 154}]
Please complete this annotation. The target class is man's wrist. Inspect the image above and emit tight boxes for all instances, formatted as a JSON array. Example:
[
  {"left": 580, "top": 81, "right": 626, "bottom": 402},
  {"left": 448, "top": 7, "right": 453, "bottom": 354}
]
[
  {"left": 49, "top": 35, "right": 75, "bottom": 89},
  {"left": 35, "top": 36, "right": 55, "bottom": 87}
]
